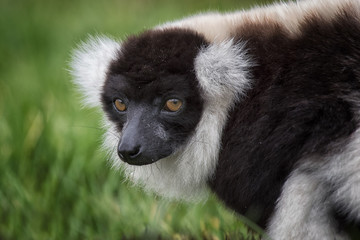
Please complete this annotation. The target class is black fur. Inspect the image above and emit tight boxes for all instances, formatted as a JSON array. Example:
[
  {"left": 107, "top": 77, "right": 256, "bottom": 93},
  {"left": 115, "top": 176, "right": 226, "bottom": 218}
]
[
  {"left": 101, "top": 29, "right": 207, "bottom": 165},
  {"left": 208, "top": 11, "right": 360, "bottom": 227},
  {"left": 109, "top": 29, "right": 208, "bottom": 80}
]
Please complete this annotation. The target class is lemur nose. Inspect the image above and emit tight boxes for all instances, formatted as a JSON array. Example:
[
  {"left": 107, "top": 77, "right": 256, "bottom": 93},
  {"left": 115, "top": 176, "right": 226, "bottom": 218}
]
[{"left": 118, "top": 144, "right": 141, "bottom": 163}]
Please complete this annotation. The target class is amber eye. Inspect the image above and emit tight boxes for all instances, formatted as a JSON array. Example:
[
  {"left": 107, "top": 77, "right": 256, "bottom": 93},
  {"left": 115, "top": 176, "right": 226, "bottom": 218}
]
[
  {"left": 164, "top": 99, "right": 183, "bottom": 112},
  {"left": 114, "top": 99, "right": 127, "bottom": 112}
]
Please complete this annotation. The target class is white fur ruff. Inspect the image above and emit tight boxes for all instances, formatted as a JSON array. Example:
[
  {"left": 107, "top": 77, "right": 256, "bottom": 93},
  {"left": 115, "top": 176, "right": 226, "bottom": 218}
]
[{"left": 70, "top": 36, "right": 121, "bottom": 108}]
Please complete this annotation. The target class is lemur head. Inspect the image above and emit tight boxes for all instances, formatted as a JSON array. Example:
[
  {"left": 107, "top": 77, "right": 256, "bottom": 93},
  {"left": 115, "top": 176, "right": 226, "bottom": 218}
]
[
  {"left": 102, "top": 29, "right": 206, "bottom": 166},
  {"left": 71, "top": 28, "right": 251, "bottom": 200}
]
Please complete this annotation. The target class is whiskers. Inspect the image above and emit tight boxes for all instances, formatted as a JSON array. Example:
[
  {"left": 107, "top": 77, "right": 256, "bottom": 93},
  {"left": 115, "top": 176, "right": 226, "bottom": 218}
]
[{"left": 71, "top": 124, "right": 104, "bottom": 132}]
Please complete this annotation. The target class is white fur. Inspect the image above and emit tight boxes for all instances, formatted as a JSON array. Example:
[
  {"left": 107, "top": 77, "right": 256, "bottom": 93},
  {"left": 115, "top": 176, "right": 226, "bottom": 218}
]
[
  {"left": 70, "top": 36, "right": 121, "bottom": 108},
  {"left": 100, "top": 40, "right": 253, "bottom": 201},
  {"left": 195, "top": 40, "right": 252, "bottom": 101},
  {"left": 157, "top": 0, "right": 360, "bottom": 42}
]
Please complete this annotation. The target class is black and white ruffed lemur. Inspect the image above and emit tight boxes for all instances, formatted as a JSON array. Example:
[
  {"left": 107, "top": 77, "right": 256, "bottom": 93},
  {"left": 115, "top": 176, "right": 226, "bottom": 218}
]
[{"left": 71, "top": 0, "right": 360, "bottom": 239}]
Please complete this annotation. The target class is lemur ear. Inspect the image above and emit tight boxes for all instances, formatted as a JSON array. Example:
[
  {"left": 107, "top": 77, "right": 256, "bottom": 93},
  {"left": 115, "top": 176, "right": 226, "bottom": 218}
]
[
  {"left": 70, "top": 36, "right": 121, "bottom": 108},
  {"left": 194, "top": 40, "right": 252, "bottom": 102}
]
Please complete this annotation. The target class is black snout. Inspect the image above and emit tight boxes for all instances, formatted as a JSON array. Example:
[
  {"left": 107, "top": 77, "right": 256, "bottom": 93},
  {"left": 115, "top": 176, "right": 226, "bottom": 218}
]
[
  {"left": 116, "top": 107, "right": 172, "bottom": 165},
  {"left": 118, "top": 143, "right": 142, "bottom": 164},
  {"left": 118, "top": 147, "right": 140, "bottom": 162}
]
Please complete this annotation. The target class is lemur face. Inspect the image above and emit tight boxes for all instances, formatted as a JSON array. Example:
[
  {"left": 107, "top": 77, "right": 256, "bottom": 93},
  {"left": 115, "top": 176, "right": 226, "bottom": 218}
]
[
  {"left": 71, "top": 26, "right": 249, "bottom": 199},
  {"left": 101, "top": 29, "right": 206, "bottom": 165}
]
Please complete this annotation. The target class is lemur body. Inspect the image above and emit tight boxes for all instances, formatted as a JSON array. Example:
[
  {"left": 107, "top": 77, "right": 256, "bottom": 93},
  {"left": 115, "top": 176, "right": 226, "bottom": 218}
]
[{"left": 71, "top": 0, "right": 360, "bottom": 238}]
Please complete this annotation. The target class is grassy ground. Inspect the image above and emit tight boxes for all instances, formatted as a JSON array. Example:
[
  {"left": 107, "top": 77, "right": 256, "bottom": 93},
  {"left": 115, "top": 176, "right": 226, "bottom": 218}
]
[{"left": 0, "top": 0, "right": 274, "bottom": 239}]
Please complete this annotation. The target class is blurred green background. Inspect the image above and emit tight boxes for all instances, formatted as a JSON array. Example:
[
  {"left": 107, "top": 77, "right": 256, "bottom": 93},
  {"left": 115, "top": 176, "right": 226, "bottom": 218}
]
[{"left": 0, "top": 0, "right": 274, "bottom": 239}]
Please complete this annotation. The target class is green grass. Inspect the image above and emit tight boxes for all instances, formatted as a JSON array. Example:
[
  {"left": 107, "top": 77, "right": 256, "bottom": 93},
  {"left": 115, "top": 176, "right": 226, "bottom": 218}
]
[{"left": 0, "top": 0, "right": 274, "bottom": 239}]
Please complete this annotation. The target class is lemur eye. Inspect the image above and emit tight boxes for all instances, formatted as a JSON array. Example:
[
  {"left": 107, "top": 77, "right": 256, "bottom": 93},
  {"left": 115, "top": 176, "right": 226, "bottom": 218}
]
[
  {"left": 114, "top": 99, "right": 127, "bottom": 112},
  {"left": 164, "top": 99, "right": 182, "bottom": 112}
]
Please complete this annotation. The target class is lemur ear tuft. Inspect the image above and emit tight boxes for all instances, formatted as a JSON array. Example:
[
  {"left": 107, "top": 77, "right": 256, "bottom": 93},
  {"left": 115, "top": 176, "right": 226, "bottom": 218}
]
[
  {"left": 70, "top": 36, "right": 121, "bottom": 108},
  {"left": 194, "top": 40, "right": 252, "bottom": 102}
]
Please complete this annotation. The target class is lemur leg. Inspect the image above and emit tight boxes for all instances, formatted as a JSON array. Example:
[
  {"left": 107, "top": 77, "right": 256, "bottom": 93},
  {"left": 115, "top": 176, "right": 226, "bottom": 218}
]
[
  {"left": 267, "top": 169, "right": 349, "bottom": 240},
  {"left": 327, "top": 158, "right": 360, "bottom": 223},
  {"left": 331, "top": 176, "right": 360, "bottom": 224}
]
